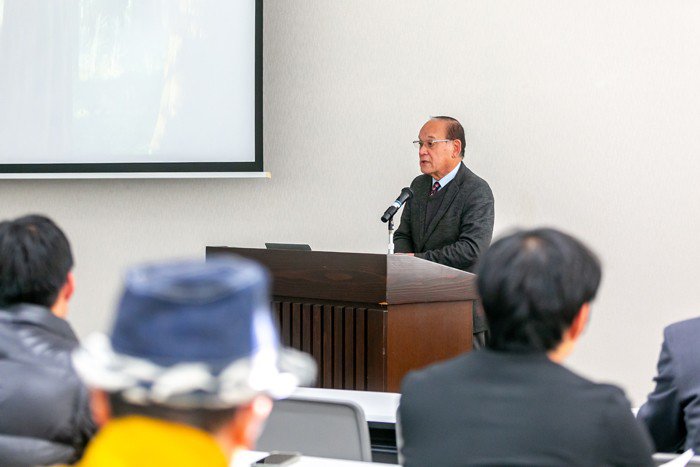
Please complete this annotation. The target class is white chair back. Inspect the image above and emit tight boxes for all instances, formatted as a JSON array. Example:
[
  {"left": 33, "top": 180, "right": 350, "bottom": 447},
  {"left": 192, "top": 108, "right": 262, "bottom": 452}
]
[{"left": 257, "top": 396, "right": 372, "bottom": 462}]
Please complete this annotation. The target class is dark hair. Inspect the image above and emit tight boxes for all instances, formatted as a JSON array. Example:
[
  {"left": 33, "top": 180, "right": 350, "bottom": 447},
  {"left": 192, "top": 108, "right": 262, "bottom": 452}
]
[
  {"left": 477, "top": 228, "right": 602, "bottom": 352},
  {"left": 432, "top": 116, "right": 466, "bottom": 158},
  {"left": 107, "top": 392, "right": 238, "bottom": 434},
  {"left": 0, "top": 214, "right": 74, "bottom": 308}
]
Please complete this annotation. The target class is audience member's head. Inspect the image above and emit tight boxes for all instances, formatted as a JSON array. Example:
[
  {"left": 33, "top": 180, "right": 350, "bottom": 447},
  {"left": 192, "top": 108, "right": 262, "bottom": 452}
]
[
  {"left": 477, "top": 227, "right": 601, "bottom": 356},
  {"left": 0, "top": 214, "right": 74, "bottom": 316},
  {"left": 73, "top": 257, "right": 316, "bottom": 463}
]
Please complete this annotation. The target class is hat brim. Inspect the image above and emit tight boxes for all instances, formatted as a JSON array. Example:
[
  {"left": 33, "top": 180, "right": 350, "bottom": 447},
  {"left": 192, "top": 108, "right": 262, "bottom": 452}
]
[{"left": 73, "top": 333, "right": 317, "bottom": 409}]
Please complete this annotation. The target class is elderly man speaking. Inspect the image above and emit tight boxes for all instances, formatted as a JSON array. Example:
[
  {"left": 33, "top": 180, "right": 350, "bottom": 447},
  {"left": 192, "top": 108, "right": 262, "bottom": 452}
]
[{"left": 394, "top": 116, "right": 495, "bottom": 346}]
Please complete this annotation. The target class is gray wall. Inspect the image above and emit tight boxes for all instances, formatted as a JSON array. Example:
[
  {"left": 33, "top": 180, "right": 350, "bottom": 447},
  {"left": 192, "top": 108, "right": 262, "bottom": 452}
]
[{"left": 2, "top": 0, "right": 700, "bottom": 405}]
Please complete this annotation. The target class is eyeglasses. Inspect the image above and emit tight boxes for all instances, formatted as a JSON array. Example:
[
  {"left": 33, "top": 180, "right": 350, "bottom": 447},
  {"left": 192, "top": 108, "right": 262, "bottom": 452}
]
[{"left": 413, "top": 139, "right": 453, "bottom": 149}]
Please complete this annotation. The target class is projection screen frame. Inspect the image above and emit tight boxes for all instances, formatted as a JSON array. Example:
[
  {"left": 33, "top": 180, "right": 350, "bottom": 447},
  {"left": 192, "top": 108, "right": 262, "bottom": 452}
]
[{"left": 0, "top": 0, "right": 264, "bottom": 179}]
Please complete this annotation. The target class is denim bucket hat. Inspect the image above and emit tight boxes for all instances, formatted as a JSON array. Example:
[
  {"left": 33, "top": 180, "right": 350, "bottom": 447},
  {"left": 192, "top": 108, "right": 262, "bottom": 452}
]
[{"left": 73, "top": 257, "right": 316, "bottom": 408}]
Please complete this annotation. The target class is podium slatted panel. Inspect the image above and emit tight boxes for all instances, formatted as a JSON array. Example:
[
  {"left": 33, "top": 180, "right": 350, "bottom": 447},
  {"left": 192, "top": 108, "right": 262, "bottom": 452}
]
[
  {"left": 280, "top": 302, "right": 291, "bottom": 347},
  {"left": 270, "top": 301, "right": 384, "bottom": 390},
  {"left": 291, "top": 303, "right": 301, "bottom": 349},
  {"left": 272, "top": 301, "right": 282, "bottom": 334},
  {"left": 344, "top": 309, "right": 355, "bottom": 389},
  {"left": 322, "top": 305, "right": 333, "bottom": 387},
  {"left": 333, "top": 306, "right": 343, "bottom": 389},
  {"left": 354, "top": 308, "right": 366, "bottom": 391},
  {"left": 311, "top": 305, "right": 322, "bottom": 373},
  {"left": 301, "top": 304, "right": 312, "bottom": 354}
]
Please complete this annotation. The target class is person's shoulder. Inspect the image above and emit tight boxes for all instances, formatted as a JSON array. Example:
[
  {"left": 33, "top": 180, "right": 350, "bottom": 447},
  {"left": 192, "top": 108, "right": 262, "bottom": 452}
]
[
  {"left": 590, "top": 381, "right": 632, "bottom": 407},
  {"left": 402, "top": 352, "right": 469, "bottom": 384},
  {"left": 664, "top": 316, "right": 700, "bottom": 341},
  {"left": 554, "top": 364, "right": 633, "bottom": 406},
  {"left": 459, "top": 162, "right": 487, "bottom": 183},
  {"left": 591, "top": 383, "right": 644, "bottom": 438},
  {"left": 549, "top": 368, "right": 639, "bottom": 432},
  {"left": 659, "top": 317, "right": 700, "bottom": 374},
  {"left": 409, "top": 173, "right": 431, "bottom": 188},
  {"left": 401, "top": 351, "right": 477, "bottom": 393},
  {"left": 457, "top": 164, "right": 493, "bottom": 195},
  {"left": 0, "top": 305, "right": 79, "bottom": 369}
]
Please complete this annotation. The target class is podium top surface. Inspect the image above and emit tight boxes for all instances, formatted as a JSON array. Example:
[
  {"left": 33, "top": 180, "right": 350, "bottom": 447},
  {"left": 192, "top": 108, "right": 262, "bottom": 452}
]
[{"left": 206, "top": 247, "right": 478, "bottom": 305}]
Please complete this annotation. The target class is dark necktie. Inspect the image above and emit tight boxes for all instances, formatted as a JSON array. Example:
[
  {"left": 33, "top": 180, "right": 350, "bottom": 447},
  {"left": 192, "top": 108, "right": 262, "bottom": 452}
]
[{"left": 429, "top": 181, "right": 440, "bottom": 196}]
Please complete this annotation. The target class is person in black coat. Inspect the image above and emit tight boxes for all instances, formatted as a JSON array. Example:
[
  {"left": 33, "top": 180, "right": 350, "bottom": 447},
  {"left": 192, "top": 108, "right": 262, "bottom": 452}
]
[
  {"left": 394, "top": 116, "right": 494, "bottom": 346},
  {"left": 638, "top": 317, "right": 700, "bottom": 453},
  {"left": 0, "top": 215, "right": 95, "bottom": 466},
  {"left": 398, "top": 228, "right": 654, "bottom": 467}
]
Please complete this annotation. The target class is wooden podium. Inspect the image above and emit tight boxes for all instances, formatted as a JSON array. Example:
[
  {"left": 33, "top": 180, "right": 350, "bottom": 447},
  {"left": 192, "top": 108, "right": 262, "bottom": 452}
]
[{"left": 206, "top": 247, "right": 477, "bottom": 392}]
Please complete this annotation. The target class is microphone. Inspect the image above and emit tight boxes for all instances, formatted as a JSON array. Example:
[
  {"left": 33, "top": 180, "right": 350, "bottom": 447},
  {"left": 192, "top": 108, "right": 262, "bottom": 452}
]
[{"left": 381, "top": 187, "right": 414, "bottom": 223}]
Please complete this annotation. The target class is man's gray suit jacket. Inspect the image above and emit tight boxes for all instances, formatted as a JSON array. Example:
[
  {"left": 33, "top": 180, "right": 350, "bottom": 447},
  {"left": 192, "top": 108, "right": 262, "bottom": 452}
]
[
  {"left": 393, "top": 163, "right": 494, "bottom": 333},
  {"left": 638, "top": 317, "right": 700, "bottom": 453},
  {"left": 393, "top": 162, "right": 494, "bottom": 272}
]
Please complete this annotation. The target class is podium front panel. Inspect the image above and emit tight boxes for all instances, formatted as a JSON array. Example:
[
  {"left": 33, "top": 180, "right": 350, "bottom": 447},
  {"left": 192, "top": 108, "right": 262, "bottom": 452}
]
[
  {"left": 272, "top": 300, "right": 387, "bottom": 391},
  {"left": 207, "top": 247, "right": 476, "bottom": 392}
]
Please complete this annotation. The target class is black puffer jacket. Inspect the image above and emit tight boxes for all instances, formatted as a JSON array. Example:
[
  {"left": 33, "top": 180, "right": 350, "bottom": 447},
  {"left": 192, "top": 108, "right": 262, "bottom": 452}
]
[{"left": 0, "top": 304, "right": 96, "bottom": 466}]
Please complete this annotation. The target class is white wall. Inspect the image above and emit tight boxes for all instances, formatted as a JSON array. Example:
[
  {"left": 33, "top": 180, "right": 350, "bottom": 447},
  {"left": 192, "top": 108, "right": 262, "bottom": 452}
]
[{"left": 1, "top": 0, "right": 699, "bottom": 405}]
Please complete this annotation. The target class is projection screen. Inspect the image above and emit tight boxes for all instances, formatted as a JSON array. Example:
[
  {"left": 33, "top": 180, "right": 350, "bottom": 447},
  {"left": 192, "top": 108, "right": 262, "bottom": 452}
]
[{"left": 0, "top": 0, "right": 263, "bottom": 178}]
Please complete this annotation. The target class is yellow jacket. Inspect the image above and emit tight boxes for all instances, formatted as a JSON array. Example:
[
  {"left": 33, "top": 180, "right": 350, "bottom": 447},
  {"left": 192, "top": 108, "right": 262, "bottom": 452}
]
[{"left": 71, "top": 415, "right": 228, "bottom": 467}]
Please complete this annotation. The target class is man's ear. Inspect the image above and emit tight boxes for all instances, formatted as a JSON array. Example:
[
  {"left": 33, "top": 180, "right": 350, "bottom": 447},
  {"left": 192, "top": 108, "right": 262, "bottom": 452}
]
[
  {"left": 221, "top": 396, "right": 272, "bottom": 451},
  {"left": 568, "top": 302, "right": 591, "bottom": 342},
  {"left": 63, "top": 272, "right": 75, "bottom": 302},
  {"left": 50, "top": 272, "right": 75, "bottom": 318},
  {"left": 90, "top": 389, "right": 112, "bottom": 427},
  {"left": 452, "top": 139, "right": 462, "bottom": 158}
]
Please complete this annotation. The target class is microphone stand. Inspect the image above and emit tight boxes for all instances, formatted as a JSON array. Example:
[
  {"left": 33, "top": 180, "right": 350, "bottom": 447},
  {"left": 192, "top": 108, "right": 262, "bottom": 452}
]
[
  {"left": 387, "top": 215, "right": 396, "bottom": 255},
  {"left": 382, "top": 186, "right": 412, "bottom": 255}
]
